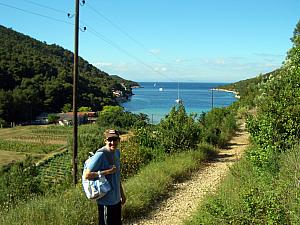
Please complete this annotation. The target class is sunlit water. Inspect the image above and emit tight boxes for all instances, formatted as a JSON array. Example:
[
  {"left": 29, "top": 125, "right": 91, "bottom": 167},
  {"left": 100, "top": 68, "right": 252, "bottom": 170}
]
[{"left": 121, "top": 82, "right": 237, "bottom": 124}]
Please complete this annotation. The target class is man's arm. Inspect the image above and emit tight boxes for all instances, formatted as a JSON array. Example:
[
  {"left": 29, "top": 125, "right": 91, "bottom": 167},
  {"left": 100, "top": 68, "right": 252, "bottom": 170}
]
[{"left": 83, "top": 166, "right": 117, "bottom": 180}]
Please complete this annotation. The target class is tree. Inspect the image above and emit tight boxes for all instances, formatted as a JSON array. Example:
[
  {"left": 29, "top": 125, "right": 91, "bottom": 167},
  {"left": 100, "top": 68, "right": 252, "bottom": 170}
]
[
  {"left": 78, "top": 106, "right": 92, "bottom": 112},
  {"left": 48, "top": 114, "right": 60, "bottom": 124},
  {"left": 158, "top": 104, "right": 200, "bottom": 153},
  {"left": 291, "top": 19, "right": 300, "bottom": 47}
]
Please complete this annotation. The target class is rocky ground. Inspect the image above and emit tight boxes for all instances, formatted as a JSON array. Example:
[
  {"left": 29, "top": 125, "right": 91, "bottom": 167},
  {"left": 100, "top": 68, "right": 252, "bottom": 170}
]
[{"left": 124, "top": 122, "right": 249, "bottom": 225}]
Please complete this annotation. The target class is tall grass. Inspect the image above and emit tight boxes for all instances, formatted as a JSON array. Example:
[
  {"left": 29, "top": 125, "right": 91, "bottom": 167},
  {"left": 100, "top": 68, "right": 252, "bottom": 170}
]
[
  {"left": 0, "top": 144, "right": 216, "bottom": 225},
  {"left": 185, "top": 144, "right": 300, "bottom": 225}
]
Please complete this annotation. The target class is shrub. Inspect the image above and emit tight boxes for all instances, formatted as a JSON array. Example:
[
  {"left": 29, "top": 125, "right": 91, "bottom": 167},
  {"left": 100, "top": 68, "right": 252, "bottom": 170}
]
[
  {"left": 97, "top": 106, "right": 148, "bottom": 129},
  {"left": 0, "top": 157, "right": 43, "bottom": 212},
  {"left": 47, "top": 114, "right": 59, "bottom": 124},
  {"left": 120, "top": 140, "right": 156, "bottom": 179},
  {"left": 198, "top": 107, "right": 237, "bottom": 148},
  {"left": 157, "top": 104, "right": 200, "bottom": 153}
]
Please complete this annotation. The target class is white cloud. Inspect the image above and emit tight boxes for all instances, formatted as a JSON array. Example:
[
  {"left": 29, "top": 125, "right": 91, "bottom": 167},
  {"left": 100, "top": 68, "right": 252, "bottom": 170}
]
[
  {"left": 149, "top": 48, "right": 161, "bottom": 55},
  {"left": 91, "top": 53, "right": 285, "bottom": 82}
]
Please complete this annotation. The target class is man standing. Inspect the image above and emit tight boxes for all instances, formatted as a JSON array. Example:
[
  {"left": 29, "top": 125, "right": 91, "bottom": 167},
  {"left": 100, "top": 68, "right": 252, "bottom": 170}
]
[{"left": 83, "top": 129, "right": 126, "bottom": 225}]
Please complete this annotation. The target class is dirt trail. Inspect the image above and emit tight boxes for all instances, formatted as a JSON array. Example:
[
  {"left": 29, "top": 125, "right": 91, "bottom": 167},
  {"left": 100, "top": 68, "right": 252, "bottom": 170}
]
[{"left": 124, "top": 122, "right": 249, "bottom": 225}]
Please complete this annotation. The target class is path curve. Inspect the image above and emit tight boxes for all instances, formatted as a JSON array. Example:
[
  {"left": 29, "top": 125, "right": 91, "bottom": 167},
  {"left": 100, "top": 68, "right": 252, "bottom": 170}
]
[{"left": 125, "top": 122, "right": 249, "bottom": 225}]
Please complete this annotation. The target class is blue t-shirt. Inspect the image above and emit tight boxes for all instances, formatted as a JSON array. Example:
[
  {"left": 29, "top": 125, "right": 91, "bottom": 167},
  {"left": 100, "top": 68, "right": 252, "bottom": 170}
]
[{"left": 86, "top": 147, "right": 121, "bottom": 205}]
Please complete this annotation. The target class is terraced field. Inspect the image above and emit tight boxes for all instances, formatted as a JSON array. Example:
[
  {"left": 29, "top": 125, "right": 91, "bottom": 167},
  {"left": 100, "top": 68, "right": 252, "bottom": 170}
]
[
  {"left": 0, "top": 125, "right": 72, "bottom": 167},
  {"left": 37, "top": 151, "right": 72, "bottom": 185}
]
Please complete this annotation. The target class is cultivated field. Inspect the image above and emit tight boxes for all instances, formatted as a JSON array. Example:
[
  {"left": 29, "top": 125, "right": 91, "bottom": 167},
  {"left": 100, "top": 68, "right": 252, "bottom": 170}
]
[{"left": 0, "top": 125, "right": 72, "bottom": 167}]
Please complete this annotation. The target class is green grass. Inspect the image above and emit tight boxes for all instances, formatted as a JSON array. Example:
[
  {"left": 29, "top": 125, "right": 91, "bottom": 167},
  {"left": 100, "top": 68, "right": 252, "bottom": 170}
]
[
  {"left": 0, "top": 145, "right": 216, "bottom": 225},
  {"left": 0, "top": 125, "right": 72, "bottom": 166},
  {"left": 184, "top": 144, "right": 300, "bottom": 225},
  {"left": 0, "top": 150, "right": 28, "bottom": 167},
  {"left": 0, "top": 139, "right": 63, "bottom": 154}
]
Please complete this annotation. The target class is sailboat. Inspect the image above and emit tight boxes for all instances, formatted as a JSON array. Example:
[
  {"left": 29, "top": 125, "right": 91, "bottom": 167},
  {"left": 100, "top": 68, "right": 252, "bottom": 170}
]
[{"left": 175, "top": 82, "right": 183, "bottom": 104}]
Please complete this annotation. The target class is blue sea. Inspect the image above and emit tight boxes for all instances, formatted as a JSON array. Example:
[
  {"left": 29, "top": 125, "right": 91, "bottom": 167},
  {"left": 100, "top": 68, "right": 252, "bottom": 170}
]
[{"left": 121, "top": 82, "right": 237, "bottom": 124}]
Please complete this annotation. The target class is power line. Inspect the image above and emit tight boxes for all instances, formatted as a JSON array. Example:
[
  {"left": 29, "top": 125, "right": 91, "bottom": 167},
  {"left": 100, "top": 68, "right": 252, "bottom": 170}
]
[
  {"left": 0, "top": 2, "right": 73, "bottom": 26},
  {"left": 83, "top": 22, "right": 175, "bottom": 81},
  {"left": 0, "top": 1, "right": 175, "bottom": 81},
  {"left": 22, "top": 0, "right": 69, "bottom": 15},
  {"left": 85, "top": 1, "right": 171, "bottom": 65}
]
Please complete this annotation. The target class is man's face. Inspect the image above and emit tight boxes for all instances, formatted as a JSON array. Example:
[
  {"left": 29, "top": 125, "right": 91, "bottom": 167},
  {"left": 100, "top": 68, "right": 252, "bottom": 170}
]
[{"left": 105, "top": 137, "right": 120, "bottom": 151}]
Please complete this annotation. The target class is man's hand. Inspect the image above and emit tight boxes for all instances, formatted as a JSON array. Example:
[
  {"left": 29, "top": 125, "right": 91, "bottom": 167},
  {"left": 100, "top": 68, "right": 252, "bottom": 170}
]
[{"left": 107, "top": 165, "right": 117, "bottom": 175}]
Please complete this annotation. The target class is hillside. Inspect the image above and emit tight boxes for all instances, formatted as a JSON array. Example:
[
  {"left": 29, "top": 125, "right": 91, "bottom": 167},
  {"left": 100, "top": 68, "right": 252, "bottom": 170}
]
[{"left": 0, "top": 25, "right": 138, "bottom": 124}]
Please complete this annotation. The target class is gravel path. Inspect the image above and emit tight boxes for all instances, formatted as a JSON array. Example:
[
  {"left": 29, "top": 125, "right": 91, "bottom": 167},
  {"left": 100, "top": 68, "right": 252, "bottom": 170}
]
[{"left": 124, "top": 122, "right": 249, "bottom": 225}]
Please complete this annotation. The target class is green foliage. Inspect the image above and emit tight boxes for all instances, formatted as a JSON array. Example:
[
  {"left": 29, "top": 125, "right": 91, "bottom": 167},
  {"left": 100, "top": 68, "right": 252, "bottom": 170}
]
[
  {"left": 157, "top": 104, "right": 200, "bottom": 153},
  {"left": 120, "top": 140, "right": 156, "bottom": 179},
  {"left": 62, "top": 103, "right": 72, "bottom": 113},
  {"left": 37, "top": 152, "right": 72, "bottom": 188},
  {"left": 186, "top": 20, "right": 300, "bottom": 225},
  {"left": 185, "top": 157, "right": 290, "bottom": 225},
  {"left": 132, "top": 125, "right": 161, "bottom": 149},
  {"left": 0, "top": 139, "right": 62, "bottom": 154},
  {"left": 0, "top": 145, "right": 216, "bottom": 225},
  {"left": 199, "top": 107, "right": 237, "bottom": 148},
  {"left": 290, "top": 19, "right": 300, "bottom": 47},
  {"left": 246, "top": 62, "right": 300, "bottom": 172},
  {"left": 0, "top": 186, "right": 97, "bottom": 225},
  {"left": 0, "top": 157, "right": 43, "bottom": 212},
  {"left": 0, "top": 25, "right": 136, "bottom": 123},
  {"left": 78, "top": 106, "right": 92, "bottom": 112},
  {"left": 70, "top": 124, "right": 105, "bottom": 169},
  {"left": 122, "top": 147, "right": 212, "bottom": 220},
  {"left": 277, "top": 144, "right": 300, "bottom": 223},
  {"left": 97, "top": 106, "right": 148, "bottom": 129},
  {"left": 47, "top": 114, "right": 60, "bottom": 124}
]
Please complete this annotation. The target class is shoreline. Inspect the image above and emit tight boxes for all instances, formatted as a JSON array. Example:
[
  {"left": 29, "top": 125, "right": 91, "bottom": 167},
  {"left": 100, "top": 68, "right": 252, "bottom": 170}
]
[{"left": 211, "top": 88, "right": 240, "bottom": 99}]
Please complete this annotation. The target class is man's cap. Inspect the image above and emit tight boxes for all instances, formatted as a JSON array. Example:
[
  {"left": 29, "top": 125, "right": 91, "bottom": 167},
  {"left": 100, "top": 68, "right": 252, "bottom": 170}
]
[{"left": 104, "top": 129, "right": 120, "bottom": 139}]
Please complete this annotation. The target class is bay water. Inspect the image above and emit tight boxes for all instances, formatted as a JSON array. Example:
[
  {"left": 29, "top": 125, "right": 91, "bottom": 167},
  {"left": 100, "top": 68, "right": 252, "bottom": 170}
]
[{"left": 121, "top": 82, "right": 237, "bottom": 124}]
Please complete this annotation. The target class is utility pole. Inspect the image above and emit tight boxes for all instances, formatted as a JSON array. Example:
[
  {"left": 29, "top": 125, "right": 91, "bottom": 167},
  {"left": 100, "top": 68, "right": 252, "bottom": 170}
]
[
  {"left": 211, "top": 89, "right": 214, "bottom": 109},
  {"left": 72, "top": 0, "right": 79, "bottom": 185}
]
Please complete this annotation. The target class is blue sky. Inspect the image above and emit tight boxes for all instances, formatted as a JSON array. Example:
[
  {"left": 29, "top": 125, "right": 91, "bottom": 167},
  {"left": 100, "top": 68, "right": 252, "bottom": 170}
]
[{"left": 0, "top": 0, "right": 299, "bottom": 83}]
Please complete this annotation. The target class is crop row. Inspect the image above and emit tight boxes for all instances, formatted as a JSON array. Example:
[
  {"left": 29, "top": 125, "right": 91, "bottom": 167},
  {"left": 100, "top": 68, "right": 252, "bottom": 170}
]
[
  {"left": 10, "top": 135, "right": 68, "bottom": 142},
  {"left": 29, "top": 126, "right": 72, "bottom": 136},
  {"left": 0, "top": 139, "right": 63, "bottom": 154},
  {"left": 38, "top": 152, "right": 72, "bottom": 185}
]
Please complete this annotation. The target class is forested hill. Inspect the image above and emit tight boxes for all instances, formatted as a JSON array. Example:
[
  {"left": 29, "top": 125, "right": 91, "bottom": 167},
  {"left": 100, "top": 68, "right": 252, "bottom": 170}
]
[{"left": 0, "top": 25, "right": 138, "bottom": 123}]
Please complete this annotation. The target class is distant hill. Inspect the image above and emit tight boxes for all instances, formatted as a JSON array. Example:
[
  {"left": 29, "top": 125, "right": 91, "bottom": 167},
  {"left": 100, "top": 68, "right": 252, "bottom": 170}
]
[
  {"left": 216, "top": 68, "right": 285, "bottom": 108},
  {"left": 0, "top": 25, "right": 138, "bottom": 123}
]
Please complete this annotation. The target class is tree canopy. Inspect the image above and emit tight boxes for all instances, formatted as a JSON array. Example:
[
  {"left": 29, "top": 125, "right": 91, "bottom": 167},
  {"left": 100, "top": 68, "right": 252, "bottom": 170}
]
[{"left": 0, "top": 25, "right": 138, "bottom": 124}]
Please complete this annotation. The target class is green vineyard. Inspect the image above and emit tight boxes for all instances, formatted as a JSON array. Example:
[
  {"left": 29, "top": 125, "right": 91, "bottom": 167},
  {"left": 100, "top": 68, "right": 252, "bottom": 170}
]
[{"left": 37, "top": 151, "right": 73, "bottom": 185}]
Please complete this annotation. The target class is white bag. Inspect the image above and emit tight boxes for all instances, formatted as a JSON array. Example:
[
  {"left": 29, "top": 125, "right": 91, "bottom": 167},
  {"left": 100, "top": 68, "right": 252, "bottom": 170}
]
[
  {"left": 82, "top": 148, "right": 112, "bottom": 200},
  {"left": 82, "top": 174, "right": 111, "bottom": 200}
]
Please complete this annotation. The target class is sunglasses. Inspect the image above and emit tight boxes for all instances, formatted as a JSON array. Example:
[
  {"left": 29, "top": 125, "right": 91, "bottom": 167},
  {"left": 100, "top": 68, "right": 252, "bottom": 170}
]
[{"left": 106, "top": 137, "right": 120, "bottom": 142}]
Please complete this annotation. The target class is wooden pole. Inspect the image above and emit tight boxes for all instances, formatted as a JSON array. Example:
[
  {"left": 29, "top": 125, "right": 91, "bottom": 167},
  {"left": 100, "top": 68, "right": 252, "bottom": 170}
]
[
  {"left": 211, "top": 89, "right": 214, "bottom": 109},
  {"left": 72, "top": 0, "right": 79, "bottom": 185}
]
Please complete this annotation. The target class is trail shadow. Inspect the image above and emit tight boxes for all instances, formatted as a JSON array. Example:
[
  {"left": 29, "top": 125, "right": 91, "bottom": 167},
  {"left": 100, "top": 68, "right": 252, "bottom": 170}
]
[
  {"left": 226, "top": 142, "right": 247, "bottom": 149},
  {"left": 209, "top": 151, "right": 240, "bottom": 163}
]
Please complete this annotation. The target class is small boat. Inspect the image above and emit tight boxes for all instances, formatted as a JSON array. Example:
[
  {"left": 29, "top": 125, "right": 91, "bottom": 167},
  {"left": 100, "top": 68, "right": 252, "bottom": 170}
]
[
  {"left": 159, "top": 87, "right": 163, "bottom": 91},
  {"left": 175, "top": 98, "right": 183, "bottom": 104},
  {"left": 175, "top": 82, "right": 183, "bottom": 104}
]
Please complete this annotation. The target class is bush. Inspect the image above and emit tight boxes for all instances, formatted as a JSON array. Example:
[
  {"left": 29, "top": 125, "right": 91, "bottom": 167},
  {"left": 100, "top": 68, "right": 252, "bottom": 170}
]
[
  {"left": 47, "top": 114, "right": 60, "bottom": 124},
  {"left": 97, "top": 106, "right": 148, "bottom": 129},
  {"left": 0, "top": 157, "right": 43, "bottom": 212},
  {"left": 198, "top": 107, "right": 237, "bottom": 148},
  {"left": 157, "top": 104, "right": 200, "bottom": 153},
  {"left": 120, "top": 140, "right": 157, "bottom": 179}
]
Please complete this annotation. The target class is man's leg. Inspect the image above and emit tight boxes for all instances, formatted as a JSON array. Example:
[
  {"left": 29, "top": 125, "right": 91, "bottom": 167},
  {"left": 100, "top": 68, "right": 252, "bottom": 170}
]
[{"left": 98, "top": 202, "right": 122, "bottom": 225}]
